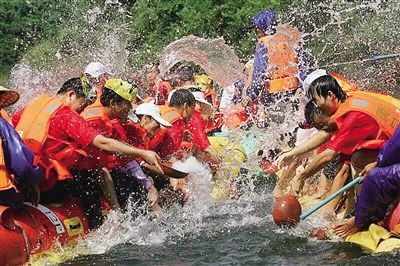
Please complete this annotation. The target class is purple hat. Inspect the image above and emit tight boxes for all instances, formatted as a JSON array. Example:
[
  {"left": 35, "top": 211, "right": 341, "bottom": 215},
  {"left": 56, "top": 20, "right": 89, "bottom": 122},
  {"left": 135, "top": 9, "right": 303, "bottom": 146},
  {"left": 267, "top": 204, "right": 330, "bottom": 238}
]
[{"left": 251, "top": 9, "right": 277, "bottom": 34}]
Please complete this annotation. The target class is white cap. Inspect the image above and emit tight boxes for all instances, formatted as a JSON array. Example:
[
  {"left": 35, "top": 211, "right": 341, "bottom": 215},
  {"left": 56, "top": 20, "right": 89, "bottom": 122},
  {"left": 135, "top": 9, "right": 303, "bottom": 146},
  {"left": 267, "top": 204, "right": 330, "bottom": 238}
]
[
  {"left": 303, "top": 69, "right": 328, "bottom": 95},
  {"left": 192, "top": 91, "right": 212, "bottom": 106},
  {"left": 167, "top": 89, "right": 177, "bottom": 103},
  {"left": 84, "top": 62, "right": 111, "bottom": 78},
  {"left": 134, "top": 103, "right": 172, "bottom": 127}
]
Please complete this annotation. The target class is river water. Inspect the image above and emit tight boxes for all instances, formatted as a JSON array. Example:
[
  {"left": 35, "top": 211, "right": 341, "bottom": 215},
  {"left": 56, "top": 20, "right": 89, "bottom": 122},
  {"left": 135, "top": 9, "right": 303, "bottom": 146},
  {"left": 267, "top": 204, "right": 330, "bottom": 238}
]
[{"left": 28, "top": 157, "right": 399, "bottom": 265}]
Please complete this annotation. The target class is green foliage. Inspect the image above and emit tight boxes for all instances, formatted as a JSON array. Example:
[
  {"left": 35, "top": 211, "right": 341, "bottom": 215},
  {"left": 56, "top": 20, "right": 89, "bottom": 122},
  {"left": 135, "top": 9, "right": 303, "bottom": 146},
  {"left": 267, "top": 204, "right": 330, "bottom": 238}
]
[
  {"left": 127, "top": 0, "right": 294, "bottom": 67},
  {"left": 0, "top": 0, "right": 102, "bottom": 78}
]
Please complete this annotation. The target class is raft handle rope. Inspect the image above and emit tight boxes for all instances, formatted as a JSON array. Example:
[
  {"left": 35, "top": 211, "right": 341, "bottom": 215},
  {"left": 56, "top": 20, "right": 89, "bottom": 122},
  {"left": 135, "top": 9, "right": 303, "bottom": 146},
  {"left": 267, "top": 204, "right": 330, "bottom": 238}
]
[{"left": 321, "top": 52, "right": 400, "bottom": 68}]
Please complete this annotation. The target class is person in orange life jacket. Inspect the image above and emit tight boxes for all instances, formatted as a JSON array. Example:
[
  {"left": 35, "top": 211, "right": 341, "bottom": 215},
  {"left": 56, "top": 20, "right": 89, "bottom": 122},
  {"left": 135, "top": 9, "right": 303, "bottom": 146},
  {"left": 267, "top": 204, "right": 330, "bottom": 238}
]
[
  {"left": 13, "top": 78, "right": 161, "bottom": 229},
  {"left": 0, "top": 85, "right": 43, "bottom": 212},
  {"left": 278, "top": 75, "right": 391, "bottom": 195},
  {"left": 290, "top": 102, "right": 352, "bottom": 219},
  {"left": 150, "top": 89, "right": 196, "bottom": 159},
  {"left": 122, "top": 103, "right": 172, "bottom": 211},
  {"left": 247, "top": 9, "right": 311, "bottom": 127},
  {"left": 84, "top": 61, "right": 112, "bottom": 101},
  {"left": 185, "top": 89, "right": 221, "bottom": 167},
  {"left": 80, "top": 79, "right": 166, "bottom": 217}
]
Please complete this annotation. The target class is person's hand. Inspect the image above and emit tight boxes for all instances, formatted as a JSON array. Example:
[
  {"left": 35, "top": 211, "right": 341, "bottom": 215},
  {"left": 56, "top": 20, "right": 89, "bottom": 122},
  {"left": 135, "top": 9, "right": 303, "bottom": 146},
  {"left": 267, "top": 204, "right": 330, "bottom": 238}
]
[
  {"left": 275, "top": 150, "right": 295, "bottom": 169},
  {"left": 205, "top": 146, "right": 221, "bottom": 165},
  {"left": 170, "top": 178, "right": 190, "bottom": 202},
  {"left": 148, "top": 185, "right": 159, "bottom": 208},
  {"left": 291, "top": 174, "right": 305, "bottom": 195},
  {"left": 359, "top": 161, "right": 377, "bottom": 181},
  {"left": 141, "top": 150, "right": 163, "bottom": 174},
  {"left": 27, "top": 184, "right": 40, "bottom": 207}
]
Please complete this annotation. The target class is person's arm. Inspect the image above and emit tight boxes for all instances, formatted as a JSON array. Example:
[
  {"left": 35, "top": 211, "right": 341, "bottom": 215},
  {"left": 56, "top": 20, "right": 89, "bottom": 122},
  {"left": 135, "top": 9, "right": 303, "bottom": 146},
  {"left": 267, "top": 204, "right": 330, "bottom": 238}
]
[
  {"left": 293, "top": 148, "right": 338, "bottom": 193},
  {"left": 246, "top": 43, "right": 268, "bottom": 100},
  {"left": 98, "top": 168, "right": 121, "bottom": 210},
  {"left": 276, "top": 130, "right": 332, "bottom": 168},
  {"left": 204, "top": 146, "right": 221, "bottom": 164},
  {"left": 92, "top": 135, "right": 163, "bottom": 173}
]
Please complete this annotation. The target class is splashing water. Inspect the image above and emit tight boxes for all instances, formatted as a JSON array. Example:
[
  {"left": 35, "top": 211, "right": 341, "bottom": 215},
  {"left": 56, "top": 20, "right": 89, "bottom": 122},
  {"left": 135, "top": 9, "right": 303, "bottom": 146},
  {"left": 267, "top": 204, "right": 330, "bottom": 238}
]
[
  {"left": 158, "top": 35, "right": 244, "bottom": 87},
  {"left": 11, "top": 0, "right": 400, "bottom": 264}
]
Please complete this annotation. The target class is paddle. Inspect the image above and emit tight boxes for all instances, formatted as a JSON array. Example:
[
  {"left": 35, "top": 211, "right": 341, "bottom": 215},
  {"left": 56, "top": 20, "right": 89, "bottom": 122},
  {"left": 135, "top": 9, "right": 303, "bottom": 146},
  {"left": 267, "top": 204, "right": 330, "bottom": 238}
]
[
  {"left": 300, "top": 176, "right": 362, "bottom": 220},
  {"left": 160, "top": 163, "right": 189, "bottom": 179}
]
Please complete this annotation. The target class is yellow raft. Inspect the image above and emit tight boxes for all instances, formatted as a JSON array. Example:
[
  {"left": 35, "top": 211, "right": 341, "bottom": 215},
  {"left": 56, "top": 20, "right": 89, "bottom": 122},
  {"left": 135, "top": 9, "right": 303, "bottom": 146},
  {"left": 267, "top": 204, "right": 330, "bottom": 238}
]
[{"left": 346, "top": 224, "right": 400, "bottom": 253}]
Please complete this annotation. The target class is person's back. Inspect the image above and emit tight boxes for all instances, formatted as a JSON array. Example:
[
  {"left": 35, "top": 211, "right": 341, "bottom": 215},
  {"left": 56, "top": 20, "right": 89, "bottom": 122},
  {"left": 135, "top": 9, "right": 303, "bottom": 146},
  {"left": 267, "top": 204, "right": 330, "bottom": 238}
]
[{"left": 13, "top": 78, "right": 97, "bottom": 192}]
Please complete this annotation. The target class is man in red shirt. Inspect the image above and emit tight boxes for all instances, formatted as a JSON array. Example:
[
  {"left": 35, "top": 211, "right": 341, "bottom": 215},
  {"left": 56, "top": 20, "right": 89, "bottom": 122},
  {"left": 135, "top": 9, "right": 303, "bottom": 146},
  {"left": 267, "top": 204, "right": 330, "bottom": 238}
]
[
  {"left": 151, "top": 89, "right": 196, "bottom": 159},
  {"left": 13, "top": 77, "right": 161, "bottom": 229}
]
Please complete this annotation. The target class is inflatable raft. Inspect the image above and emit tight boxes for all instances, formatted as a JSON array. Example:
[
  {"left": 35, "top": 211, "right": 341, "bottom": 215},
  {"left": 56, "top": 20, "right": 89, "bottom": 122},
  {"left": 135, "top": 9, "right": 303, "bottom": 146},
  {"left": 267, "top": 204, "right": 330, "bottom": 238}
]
[
  {"left": 345, "top": 201, "right": 400, "bottom": 253},
  {"left": 0, "top": 198, "right": 94, "bottom": 265}
]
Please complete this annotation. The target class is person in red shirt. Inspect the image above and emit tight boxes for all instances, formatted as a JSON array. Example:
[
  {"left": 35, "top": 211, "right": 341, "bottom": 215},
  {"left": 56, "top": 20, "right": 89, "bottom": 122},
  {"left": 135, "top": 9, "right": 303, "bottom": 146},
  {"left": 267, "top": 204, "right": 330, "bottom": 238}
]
[
  {"left": 186, "top": 90, "right": 220, "bottom": 166},
  {"left": 123, "top": 102, "right": 172, "bottom": 210},
  {"left": 151, "top": 89, "right": 196, "bottom": 159},
  {"left": 277, "top": 75, "right": 390, "bottom": 196},
  {"left": 13, "top": 77, "right": 161, "bottom": 230}
]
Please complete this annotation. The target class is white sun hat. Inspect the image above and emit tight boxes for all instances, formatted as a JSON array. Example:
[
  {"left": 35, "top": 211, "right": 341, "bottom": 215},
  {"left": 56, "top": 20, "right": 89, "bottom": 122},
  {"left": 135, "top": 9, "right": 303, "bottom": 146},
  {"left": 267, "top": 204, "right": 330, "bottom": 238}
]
[
  {"left": 134, "top": 102, "right": 172, "bottom": 127},
  {"left": 191, "top": 91, "right": 212, "bottom": 106},
  {"left": 84, "top": 62, "right": 112, "bottom": 78},
  {"left": 303, "top": 69, "right": 328, "bottom": 96}
]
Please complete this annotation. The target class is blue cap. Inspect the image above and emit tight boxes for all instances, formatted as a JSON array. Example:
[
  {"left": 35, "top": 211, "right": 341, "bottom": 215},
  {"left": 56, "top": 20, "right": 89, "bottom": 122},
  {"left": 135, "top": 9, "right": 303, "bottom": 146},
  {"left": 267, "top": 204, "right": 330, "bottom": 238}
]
[{"left": 251, "top": 9, "right": 277, "bottom": 34}]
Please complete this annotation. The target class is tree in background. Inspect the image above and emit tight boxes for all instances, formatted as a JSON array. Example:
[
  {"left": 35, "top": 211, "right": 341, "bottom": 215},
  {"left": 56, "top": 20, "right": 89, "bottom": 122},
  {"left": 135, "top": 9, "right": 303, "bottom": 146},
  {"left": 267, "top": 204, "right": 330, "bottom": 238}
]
[{"left": 127, "top": 0, "right": 293, "bottom": 67}]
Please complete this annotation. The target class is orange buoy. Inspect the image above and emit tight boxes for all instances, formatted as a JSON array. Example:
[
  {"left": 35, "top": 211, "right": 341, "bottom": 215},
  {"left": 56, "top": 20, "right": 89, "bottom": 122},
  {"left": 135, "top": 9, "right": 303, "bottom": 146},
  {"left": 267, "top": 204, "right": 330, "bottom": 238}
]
[{"left": 272, "top": 195, "right": 302, "bottom": 227}]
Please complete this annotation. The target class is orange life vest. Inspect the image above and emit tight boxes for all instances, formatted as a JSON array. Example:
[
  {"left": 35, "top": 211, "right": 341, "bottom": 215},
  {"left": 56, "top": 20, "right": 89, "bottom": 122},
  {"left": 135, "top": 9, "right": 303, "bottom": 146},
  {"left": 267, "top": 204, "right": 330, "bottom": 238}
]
[
  {"left": 81, "top": 104, "right": 113, "bottom": 136},
  {"left": 258, "top": 26, "right": 300, "bottom": 93},
  {"left": 148, "top": 105, "right": 183, "bottom": 152},
  {"left": 0, "top": 138, "right": 15, "bottom": 191},
  {"left": 158, "top": 105, "right": 183, "bottom": 124},
  {"left": 332, "top": 90, "right": 400, "bottom": 149},
  {"left": 15, "top": 96, "right": 81, "bottom": 184}
]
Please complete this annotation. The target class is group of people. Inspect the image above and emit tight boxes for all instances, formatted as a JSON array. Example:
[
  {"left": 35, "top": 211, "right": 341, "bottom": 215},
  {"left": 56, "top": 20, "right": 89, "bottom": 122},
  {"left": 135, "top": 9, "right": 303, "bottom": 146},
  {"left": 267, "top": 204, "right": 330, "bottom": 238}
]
[
  {"left": 0, "top": 7, "right": 399, "bottom": 241},
  {"left": 0, "top": 60, "right": 224, "bottom": 230}
]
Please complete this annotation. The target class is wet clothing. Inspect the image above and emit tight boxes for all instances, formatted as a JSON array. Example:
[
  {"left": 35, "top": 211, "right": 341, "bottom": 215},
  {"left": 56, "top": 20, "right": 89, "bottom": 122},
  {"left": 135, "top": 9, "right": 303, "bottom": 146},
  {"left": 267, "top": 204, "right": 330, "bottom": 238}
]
[
  {"left": 354, "top": 124, "right": 400, "bottom": 228},
  {"left": 151, "top": 117, "right": 187, "bottom": 158},
  {"left": 13, "top": 107, "right": 98, "bottom": 192},
  {"left": 326, "top": 111, "right": 385, "bottom": 156},
  {"left": 187, "top": 110, "right": 211, "bottom": 151},
  {"left": 110, "top": 168, "right": 147, "bottom": 214},
  {"left": 0, "top": 118, "right": 43, "bottom": 209}
]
